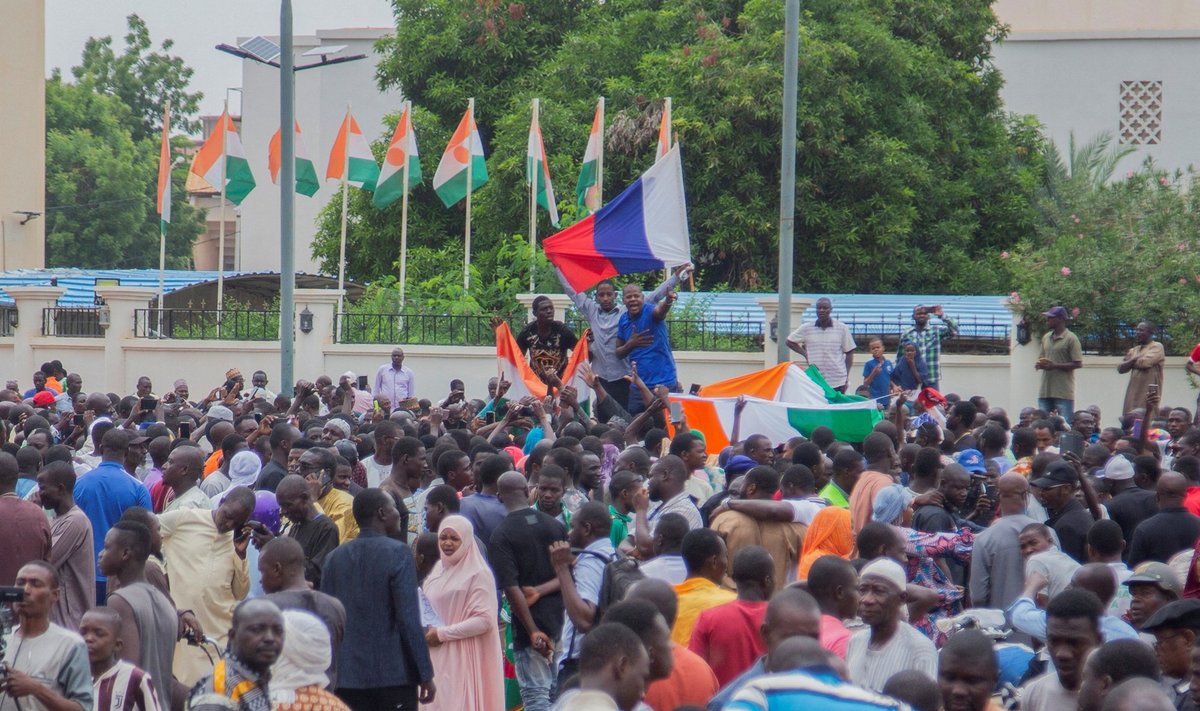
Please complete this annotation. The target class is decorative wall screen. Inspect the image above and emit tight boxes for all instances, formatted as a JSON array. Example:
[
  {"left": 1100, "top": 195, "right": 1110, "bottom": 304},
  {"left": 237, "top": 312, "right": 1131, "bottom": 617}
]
[{"left": 1119, "top": 80, "right": 1163, "bottom": 145}]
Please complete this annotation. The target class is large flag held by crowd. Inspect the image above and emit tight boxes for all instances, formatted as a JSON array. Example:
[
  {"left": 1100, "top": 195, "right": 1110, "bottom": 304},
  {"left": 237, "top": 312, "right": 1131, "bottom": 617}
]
[{"left": 671, "top": 362, "right": 884, "bottom": 450}]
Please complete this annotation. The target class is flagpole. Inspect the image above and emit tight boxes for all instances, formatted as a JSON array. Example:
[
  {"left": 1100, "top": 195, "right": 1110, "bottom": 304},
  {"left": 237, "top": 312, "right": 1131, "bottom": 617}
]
[
  {"left": 463, "top": 97, "right": 474, "bottom": 291},
  {"left": 399, "top": 101, "right": 411, "bottom": 310},
  {"left": 158, "top": 100, "right": 170, "bottom": 339},
  {"left": 337, "top": 104, "right": 351, "bottom": 317},
  {"left": 596, "top": 97, "right": 605, "bottom": 207},
  {"left": 662, "top": 97, "right": 671, "bottom": 283},
  {"left": 528, "top": 98, "right": 538, "bottom": 293},
  {"left": 217, "top": 102, "right": 228, "bottom": 338}
]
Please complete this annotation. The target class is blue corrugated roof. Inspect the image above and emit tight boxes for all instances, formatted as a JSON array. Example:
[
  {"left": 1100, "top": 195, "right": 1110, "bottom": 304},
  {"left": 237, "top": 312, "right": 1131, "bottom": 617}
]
[{"left": 0, "top": 269, "right": 315, "bottom": 307}]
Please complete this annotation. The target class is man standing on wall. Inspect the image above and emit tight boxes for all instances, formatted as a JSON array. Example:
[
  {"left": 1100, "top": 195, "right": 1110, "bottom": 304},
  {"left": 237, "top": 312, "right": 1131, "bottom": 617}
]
[{"left": 1036, "top": 306, "right": 1083, "bottom": 427}]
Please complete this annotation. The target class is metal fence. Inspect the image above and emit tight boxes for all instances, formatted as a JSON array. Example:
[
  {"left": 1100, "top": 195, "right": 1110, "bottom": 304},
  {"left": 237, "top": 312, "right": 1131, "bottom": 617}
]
[
  {"left": 336, "top": 312, "right": 765, "bottom": 352},
  {"left": 134, "top": 309, "right": 281, "bottom": 341},
  {"left": 832, "top": 314, "right": 1012, "bottom": 355},
  {"left": 42, "top": 307, "right": 104, "bottom": 337}
]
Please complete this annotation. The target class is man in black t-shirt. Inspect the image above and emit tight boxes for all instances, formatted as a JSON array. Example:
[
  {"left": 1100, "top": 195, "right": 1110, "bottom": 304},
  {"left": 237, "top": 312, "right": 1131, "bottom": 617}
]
[
  {"left": 516, "top": 296, "right": 579, "bottom": 384},
  {"left": 489, "top": 471, "right": 567, "bottom": 711}
]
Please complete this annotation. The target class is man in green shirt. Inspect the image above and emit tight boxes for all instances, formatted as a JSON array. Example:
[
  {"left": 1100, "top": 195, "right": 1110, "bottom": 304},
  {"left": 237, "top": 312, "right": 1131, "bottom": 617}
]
[
  {"left": 607, "top": 470, "right": 642, "bottom": 550},
  {"left": 818, "top": 449, "right": 865, "bottom": 509},
  {"left": 1035, "top": 306, "right": 1084, "bottom": 427}
]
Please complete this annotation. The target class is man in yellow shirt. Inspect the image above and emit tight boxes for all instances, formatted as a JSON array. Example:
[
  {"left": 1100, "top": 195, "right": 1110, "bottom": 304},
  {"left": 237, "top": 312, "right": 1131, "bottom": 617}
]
[{"left": 670, "top": 528, "right": 735, "bottom": 646}]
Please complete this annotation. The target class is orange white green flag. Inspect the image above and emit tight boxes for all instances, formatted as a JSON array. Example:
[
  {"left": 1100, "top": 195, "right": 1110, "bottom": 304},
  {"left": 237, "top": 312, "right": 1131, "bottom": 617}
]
[
  {"left": 576, "top": 99, "right": 603, "bottom": 216},
  {"left": 433, "top": 100, "right": 488, "bottom": 208},
  {"left": 326, "top": 109, "right": 379, "bottom": 191},
  {"left": 190, "top": 111, "right": 256, "bottom": 204},
  {"left": 656, "top": 97, "right": 672, "bottom": 161},
  {"left": 156, "top": 104, "right": 172, "bottom": 230},
  {"left": 373, "top": 101, "right": 422, "bottom": 209},
  {"left": 268, "top": 120, "right": 320, "bottom": 197},
  {"left": 527, "top": 100, "right": 559, "bottom": 227}
]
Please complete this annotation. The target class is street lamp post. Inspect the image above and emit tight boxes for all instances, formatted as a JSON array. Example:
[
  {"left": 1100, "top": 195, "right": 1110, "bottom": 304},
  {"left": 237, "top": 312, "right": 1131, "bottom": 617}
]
[
  {"left": 776, "top": 0, "right": 800, "bottom": 364},
  {"left": 216, "top": 1, "right": 365, "bottom": 388}
]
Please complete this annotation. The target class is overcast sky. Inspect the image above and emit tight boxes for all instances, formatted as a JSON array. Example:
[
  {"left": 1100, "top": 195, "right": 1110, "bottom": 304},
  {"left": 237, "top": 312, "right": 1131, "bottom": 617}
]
[{"left": 44, "top": 0, "right": 396, "bottom": 118}]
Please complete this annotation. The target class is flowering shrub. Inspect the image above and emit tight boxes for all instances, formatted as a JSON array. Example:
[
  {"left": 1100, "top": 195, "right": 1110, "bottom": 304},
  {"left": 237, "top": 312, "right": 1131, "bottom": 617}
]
[{"left": 1006, "top": 138, "right": 1200, "bottom": 355}]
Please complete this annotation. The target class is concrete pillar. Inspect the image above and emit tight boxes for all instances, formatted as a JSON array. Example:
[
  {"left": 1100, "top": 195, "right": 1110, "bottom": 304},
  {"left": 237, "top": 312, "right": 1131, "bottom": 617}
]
[
  {"left": 295, "top": 288, "right": 341, "bottom": 387},
  {"left": 515, "top": 293, "right": 573, "bottom": 323},
  {"left": 756, "top": 296, "right": 815, "bottom": 367},
  {"left": 5, "top": 286, "right": 64, "bottom": 383},
  {"left": 94, "top": 286, "right": 157, "bottom": 393},
  {"left": 1008, "top": 300, "right": 1040, "bottom": 414}
]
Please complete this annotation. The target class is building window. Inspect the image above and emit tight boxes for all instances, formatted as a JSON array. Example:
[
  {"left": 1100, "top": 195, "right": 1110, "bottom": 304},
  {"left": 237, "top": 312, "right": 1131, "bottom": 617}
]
[{"left": 1119, "top": 80, "right": 1163, "bottom": 145}]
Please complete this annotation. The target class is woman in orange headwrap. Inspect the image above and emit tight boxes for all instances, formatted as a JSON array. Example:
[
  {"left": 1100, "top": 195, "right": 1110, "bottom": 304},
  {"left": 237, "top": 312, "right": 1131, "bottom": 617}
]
[{"left": 796, "top": 506, "right": 853, "bottom": 580}]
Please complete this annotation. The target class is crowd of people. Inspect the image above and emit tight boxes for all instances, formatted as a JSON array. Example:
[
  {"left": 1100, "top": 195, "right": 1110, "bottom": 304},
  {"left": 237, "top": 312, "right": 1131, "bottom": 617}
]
[{"left": 1, "top": 286, "right": 1197, "bottom": 711}]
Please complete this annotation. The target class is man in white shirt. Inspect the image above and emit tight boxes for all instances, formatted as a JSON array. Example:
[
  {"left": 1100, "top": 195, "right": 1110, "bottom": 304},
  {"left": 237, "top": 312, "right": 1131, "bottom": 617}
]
[
  {"left": 786, "top": 298, "right": 856, "bottom": 392},
  {"left": 845, "top": 557, "right": 937, "bottom": 692},
  {"left": 373, "top": 348, "right": 416, "bottom": 411},
  {"left": 1020, "top": 589, "right": 1104, "bottom": 711}
]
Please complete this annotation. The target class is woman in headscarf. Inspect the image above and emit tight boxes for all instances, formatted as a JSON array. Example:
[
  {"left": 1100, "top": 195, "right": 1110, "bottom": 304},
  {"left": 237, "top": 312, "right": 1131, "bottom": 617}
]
[
  {"left": 796, "top": 506, "right": 853, "bottom": 580},
  {"left": 211, "top": 451, "right": 261, "bottom": 505},
  {"left": 270, "top": 609, "right": 350, "bottom": 711},
  {"left": 422, "top": 515, "right": 504, "bottom": 711}
]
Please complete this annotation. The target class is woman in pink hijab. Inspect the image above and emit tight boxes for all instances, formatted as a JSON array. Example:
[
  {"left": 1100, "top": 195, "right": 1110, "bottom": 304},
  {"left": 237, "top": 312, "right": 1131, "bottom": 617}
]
[{"left": 422, "top": 514, "right": 504, "bottom": 710}]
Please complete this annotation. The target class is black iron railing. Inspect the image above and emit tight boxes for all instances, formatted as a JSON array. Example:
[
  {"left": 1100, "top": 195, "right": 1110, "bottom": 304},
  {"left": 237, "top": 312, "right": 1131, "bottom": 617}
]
[
  {"left": 42, "top": 308, "right": 103, "bottom": 337},
  {"left": 336, "top": 312, "right": 764, "bottom": 352},
  {"left": 134, "top": 309, "right": 281, "bottom": 341}
]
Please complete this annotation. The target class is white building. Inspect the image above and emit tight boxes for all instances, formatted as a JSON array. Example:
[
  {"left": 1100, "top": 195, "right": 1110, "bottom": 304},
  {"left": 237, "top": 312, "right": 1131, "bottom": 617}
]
[
  {"left": 0, "top": 0, "right": 46, "bottom": 269},
  {"left": 993, "top": 0, "right": 1200, "bottom": 175},
  {"left": 232, "top": 27, "right": 402, "bottom": 274}
]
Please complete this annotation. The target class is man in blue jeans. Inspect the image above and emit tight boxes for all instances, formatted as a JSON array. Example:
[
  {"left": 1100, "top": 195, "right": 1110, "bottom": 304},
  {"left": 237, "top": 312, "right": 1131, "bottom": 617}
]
[
  {"left": 1036, "top": 306, "right": 1083, "bottom": 426},
  {"left": 490, "top": 472, "right": 568, "bottom": 711}
]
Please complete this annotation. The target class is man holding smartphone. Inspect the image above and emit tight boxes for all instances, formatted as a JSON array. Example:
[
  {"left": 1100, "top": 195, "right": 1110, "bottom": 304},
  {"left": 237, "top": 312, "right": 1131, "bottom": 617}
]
[{"left": 1118, "top": 321, "right": 1166, "bottom": 418}]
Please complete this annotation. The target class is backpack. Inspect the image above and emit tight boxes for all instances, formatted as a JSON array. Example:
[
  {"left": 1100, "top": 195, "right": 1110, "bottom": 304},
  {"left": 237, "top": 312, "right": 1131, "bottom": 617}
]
[{"left": 577, "top": 550, "right": 646, "bottom": 622}]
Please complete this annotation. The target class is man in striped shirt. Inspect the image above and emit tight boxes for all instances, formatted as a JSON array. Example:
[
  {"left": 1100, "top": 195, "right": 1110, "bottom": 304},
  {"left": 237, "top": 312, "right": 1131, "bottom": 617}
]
[
  {"left": 81, "top": 608, "right": 160, "bottom": 711},
  {"left": 845, "top": 558, "right": 938, "bottom": 692},
  {"left": 898, "top": 304, "right": 957, "bottom": 390}
]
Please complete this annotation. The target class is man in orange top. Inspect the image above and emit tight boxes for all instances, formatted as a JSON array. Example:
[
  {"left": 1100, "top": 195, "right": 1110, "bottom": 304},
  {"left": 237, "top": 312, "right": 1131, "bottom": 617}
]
[
  {"left": 626, "top": 578, "right": 720, "bottom": 711},
  {"left": 848, "top": 433, "right": 899, "bottom": 534},
  {"left": 670, "top": 528, "right": 735, "bottom": 646}
]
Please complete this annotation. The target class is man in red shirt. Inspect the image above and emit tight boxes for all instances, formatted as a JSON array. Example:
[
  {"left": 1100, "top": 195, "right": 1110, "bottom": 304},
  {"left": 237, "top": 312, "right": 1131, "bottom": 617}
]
[{"left": 688, "top": 546, "right": 772, "bottom": 685}]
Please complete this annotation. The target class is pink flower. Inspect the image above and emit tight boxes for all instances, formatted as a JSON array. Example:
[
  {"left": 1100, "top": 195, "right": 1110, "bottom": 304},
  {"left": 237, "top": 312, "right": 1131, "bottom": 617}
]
[
  {"left": 1181, "top": 278, "right": 1189, "bottom": 285},
  {"left": 1060, "top": 267, "right": 1072, "bottom": 276},
  {"left": 1161, "top": 176, "right": 1170, "bottom": 186},
  {"left": 1178, "top": 243, "right": 1188, "bottom": 252},
  {"left": 1000, "top": 251, "right": 1010, "bottom": 259},
  {"left": 1071, "top": 307, "right": 1080, "bottom": 317},
  {"left": 1127, "top": 170, "right": 1134, "bottom": 178},
  {"left": 1009, "top": 292, "right": 1021, "bottom": 304},
  {"left": 1071, "top": 215, "right": 1080, "bottom": 224}
]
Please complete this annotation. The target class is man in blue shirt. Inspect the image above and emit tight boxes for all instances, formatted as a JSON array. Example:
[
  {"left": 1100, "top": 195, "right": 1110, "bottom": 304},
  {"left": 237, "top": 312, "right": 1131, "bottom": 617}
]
[
  {"left": 73, "top": 428, "right": 152, "bottom": 603},
  {"left": 616, "top": 283, "right": 678, "bottom": 414},
  {"left": 549, "top": 502, "right": 616, "bottom": 680},
  {"left": 321, "top": 488, "right": 435, "bottom": 711}
]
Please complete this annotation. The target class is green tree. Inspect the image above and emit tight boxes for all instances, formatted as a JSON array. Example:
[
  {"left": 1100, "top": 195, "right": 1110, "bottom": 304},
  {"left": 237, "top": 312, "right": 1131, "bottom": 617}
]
[
  {"left": 71, "top": 14, "right": 203, "bottom": 140},
  {"left": 317, "top": 0, "right": 1042, "bottom": 301},
  {"left": 45, "top": 15, "right": 205, "bottom": 269},
  {"left": 1007, "top": 136, "right": 1200, "bottom": 356}
]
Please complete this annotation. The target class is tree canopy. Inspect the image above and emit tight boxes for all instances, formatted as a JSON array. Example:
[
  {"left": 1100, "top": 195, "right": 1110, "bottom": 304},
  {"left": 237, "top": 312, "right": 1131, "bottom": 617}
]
[
  {"left": 45, "top": 15, "right": 205, "bottom": 269},
  {"left": 313, "top": 0, "right": 1041, "bottom": 303}
]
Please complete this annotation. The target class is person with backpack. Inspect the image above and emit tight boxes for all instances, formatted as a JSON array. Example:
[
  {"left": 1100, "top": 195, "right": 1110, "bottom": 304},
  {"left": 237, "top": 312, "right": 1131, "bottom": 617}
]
[{"left": 548, "top": 502, "right": 616, "bottom": 683}]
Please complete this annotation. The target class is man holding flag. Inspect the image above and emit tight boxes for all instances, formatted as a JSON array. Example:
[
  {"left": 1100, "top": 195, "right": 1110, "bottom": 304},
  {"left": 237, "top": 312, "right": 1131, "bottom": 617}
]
[
  {"left": 616, "top": 280, "right": 682, "bottom": 414},
  {"left": 555, "top": 264, "right": 690, "bottom": 410}
]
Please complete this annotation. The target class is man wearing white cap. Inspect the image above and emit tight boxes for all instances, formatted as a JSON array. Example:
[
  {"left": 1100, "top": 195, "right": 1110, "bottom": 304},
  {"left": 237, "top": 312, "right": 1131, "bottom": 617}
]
[
  {"left": 1101, "top": 454, "right": 1157, "bottom": 551},
  {"left": 845, "top": 557, "right": 936, "bottom": 692}
]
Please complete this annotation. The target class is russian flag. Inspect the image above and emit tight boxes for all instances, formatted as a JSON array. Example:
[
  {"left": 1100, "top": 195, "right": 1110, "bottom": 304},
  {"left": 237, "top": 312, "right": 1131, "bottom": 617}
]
[{"left": 544, "top": 144, "right": 691, "bottom": 291}]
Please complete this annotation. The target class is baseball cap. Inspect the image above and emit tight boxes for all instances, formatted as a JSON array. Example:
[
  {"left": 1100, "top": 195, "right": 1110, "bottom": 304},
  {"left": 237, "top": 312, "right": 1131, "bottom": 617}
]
[
  {"left": 32, "top": 391, "right": 56, "bottom": 407},
  {"left": 954, "top": 449, "right": 986, "bottom": 475},
  {"left": 1099, "top": 455, "right": 1134, "bottom": 481},
  {"left": 206, "top": 405, "right": 234, "bottom": 423},
  {"left": 1030, "top": 459, "right": 1078, "bottom": 489},
  {"left": 1140, "top": 599, "right": 1200, "bottom": 631},
  {"left": 724, "top": 455, "right": 757, "bottom": 476},
  {"left": 1125, "top": 562, "right": 1183, "bottom": 598},
  {"left": 1042, "top": 306, "right": 1069, "bottom": 320}
]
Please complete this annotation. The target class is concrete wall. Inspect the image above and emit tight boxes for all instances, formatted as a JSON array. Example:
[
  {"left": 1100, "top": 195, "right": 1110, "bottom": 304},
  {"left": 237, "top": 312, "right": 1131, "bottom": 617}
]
[
  {"left": 994, "top": 0, "right": 1200, "bottom": 34},
  {"left": 0, "top": 0, "right": 46, "bottom": 269}
]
